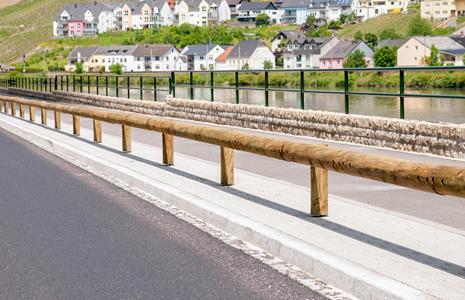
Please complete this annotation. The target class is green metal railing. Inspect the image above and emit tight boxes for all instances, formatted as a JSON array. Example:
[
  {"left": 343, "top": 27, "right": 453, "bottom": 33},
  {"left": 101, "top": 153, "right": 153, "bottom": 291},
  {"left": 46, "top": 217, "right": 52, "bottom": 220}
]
[{"left": 2, "top": 66, "right": 465, "bottom": 120}]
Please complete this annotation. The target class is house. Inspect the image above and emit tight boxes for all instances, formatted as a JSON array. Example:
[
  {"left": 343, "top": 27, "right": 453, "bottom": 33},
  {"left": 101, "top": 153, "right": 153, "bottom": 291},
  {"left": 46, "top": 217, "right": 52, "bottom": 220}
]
[
  {"left": 356, "top": 0, "right": 408, "bottom": 21},
  {"left": 216, "top": 40, "right": 275, "bottom": 70},
  {"left": 377, "top": 39, "right": 407, "bottom": 49},
  {"left": 397, "top": 36, "right": 465, "bottom": 66},
  {"left": 111, "top": 3, "right": 124, "bottom": 31},
  {"left": 131, "top": 44, "right": 180, "bottom": 71},
  {"left": 65, "top": 46, "right": 99, "bottom": 72},
  {"left": 153, "top": 0, "right": 175, "bottom": 25},
  {"left": 0, "top": 64, "right": 16, "bottom": 73},
  {"left": 319, "top": 40, "right": 374, "bottom": 68},
  {"left": 177, "top": 0, "right": 211, "bottom": 26},
  {"left": 122, "top": 1, "right": 155, "bottom": 30},
  {"left": 208, "top": 0, "right": 232, "bottom": 23},
  {"left": 283, "top": 36, "right": 339, "bottom": 69},
  {"left": 86, "top": 45, "right": 138, "bottom": 72},
  {"left": 227, "top": 0, "right": 244, "bottom": 18},
  {"left": 237, "top": 1, "right": 282, "bottom": 23},
  {"left": 280, "top": 0, "right": 310, "bottom": 25},
  {"left": 307, "top": 0, "right": 355, "bottom": 23},
  {"left": 175, "top": 55, "right": 188, "bottom": 70},
  {"left": 271, "top": 30, "right": 308, "bottom": 52},
  {"left": 421, "top": 0, "right": 465, "bottom": 20},
  {"left": 181, "top": 44, "right": 227, "bottom": 70}
]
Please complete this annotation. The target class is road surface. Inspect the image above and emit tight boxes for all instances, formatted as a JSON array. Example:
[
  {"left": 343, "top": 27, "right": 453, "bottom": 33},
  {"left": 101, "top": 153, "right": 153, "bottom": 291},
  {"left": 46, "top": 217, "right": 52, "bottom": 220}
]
[{"left": 0, "top": 128, "right": 325, "bottom": 299}]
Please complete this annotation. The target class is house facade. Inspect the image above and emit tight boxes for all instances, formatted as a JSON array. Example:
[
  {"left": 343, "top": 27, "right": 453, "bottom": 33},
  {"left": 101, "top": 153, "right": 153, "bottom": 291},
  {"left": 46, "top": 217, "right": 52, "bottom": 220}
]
[
  {"left": 283, "top": 37, "right": 339, "bottom": 69},
  {"left": 132, "top": 44, "right": 180, "bottom": 71},
  {"left": 355, "top": 0, "right": 408, "bottom": 21},
  {"left": 181, "top": 44, "right": 226, "bottom": 70},
  {"left": 237, "top": 1, "right": 282, "bottom": 23},
  {"left": 280, "top": 0, "right": 310, "bottom": 25},
  {"left": 216, "top": 40, "right": 275, "bottom": 70},
  {"left": 319, "top": 40, "right": 374, "bottom": 68},
  {"left": 420, "top": 0, "right": 465, "bottom": 20}
]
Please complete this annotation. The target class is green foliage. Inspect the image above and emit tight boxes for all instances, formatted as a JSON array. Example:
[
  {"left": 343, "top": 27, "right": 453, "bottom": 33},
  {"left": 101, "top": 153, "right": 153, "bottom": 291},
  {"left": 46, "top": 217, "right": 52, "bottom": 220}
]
[
  {"left": 109, "top": 63, "right": 123, "bottom": 75},
  {"left": 306, "top": 15, "right": 316, "bottom": 28},
  {"left": 354, "top": 31, "right": 363, "bottom": 41},
  {"left": 374, "top": 46, "right": 397, "bottom": 67},
  {"left": 379, "top": 28, "right": 402, "bottom": 40},
  {"left": 263, "top": 60, "right": 273, "bottom": 69},
  {"left": 424, "top": 44, "right": 442, "bottom": 66},
  {"left": 256, "top": 13, "right": 270, "bottom": 26},
  {"left": 99, "top": 66, "right": 105, "bottom": 74},
  {"left": 432, "top": 27, "right": 456, "bottom": 36},
  {"left": 408, "top": 15, "right": 432, "bottom": 36},
  {"left": 363, "top": 33, "right": 378, "bottom": 49},
  {"left": 75, "top": 62, "right": 83, "bottom": 74},
  {"left": 343, "top": 50, "right": 367, "bottom": 68},
  {"left": 241, "top": 63, "right": 250, "bottom": 70}
]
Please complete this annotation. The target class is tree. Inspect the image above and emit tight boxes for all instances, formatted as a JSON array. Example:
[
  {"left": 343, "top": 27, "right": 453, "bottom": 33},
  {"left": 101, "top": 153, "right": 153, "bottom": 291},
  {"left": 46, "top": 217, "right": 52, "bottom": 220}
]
[
  {"left": 354, "top": 31, "right": 364, "bottom": 41},
  {"left": 109, "top": 63, "right": 123, "bottom": 75},
  {"left": 256, "top": 13, "right": 269, "bottom": 26},
  {"left": 374, "top": 46, "right": 397, "bottom": 67},
  {"left": 363, "top": 33, "right": 378, "bottom": 49},
  {"left": 75, "top": 62, "right": 83, "bottom": 74},
  {"left": 241, "top": 63, "right": 250, "bottom": 70},
  {"left": 408, "top": 15, "right": 432, "bottom": 36},
  {"left": 263, "top": 60, "right": 273, "bottom": 69},
  {"left": 306, "top": 15, "right": 316, "bottom": 28},
  {"left": 424, "top": 44, "right": 442, "bottom": 66},
  {"left": 379, "top": 28, "right": 401, "bottom": 40},
  {"left": 343, "top": 49, "right": 367, "bottom": 68},
  {"left": 99, "top": 66, "right": 105, "bottom": 74}
]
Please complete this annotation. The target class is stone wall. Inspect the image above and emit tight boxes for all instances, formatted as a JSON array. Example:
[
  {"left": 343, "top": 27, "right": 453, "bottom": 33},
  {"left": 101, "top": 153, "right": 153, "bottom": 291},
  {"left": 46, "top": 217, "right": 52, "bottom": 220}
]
[{"left": 5, "top": 88, "right": 465, "bottom": 159}]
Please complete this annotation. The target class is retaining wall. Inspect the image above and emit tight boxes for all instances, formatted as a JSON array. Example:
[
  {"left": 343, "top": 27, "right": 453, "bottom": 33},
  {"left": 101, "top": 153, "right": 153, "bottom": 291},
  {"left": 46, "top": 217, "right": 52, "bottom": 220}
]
[{"left": 6, "top": 88, "right": 465, "bottom": 159}]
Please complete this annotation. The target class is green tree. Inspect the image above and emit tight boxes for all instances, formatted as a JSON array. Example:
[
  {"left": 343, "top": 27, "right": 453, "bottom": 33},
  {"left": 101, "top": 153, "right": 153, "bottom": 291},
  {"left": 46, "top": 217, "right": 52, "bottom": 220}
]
[
  {"left": 75, "top": 62, "right": 83, "bottom": 74},
  {"left": 364, "top": 33, "right": 378, "bottom": 49},
  {"left": 379, "top": 28, "right": 401, "bottom": 40},
  {"left": 241, "top": 63, "right": 250, "bottom": 70},
  {"left": 408, "top": 15, "right": 432, "bottom": 36},
  {"left": 306, "top": 15, "right": 316, "bottom": 28},
  {"left": 263, "top": 60, "right": 273, "bottom": 69},
  {"left": 374, "top": 46, "right": 397, "bottom": 67},
  {"left": 99, "top": 66, "right": 105, "bottom": 74},
  {"left": 424, "top": 44, "right": 442, "bottom": 66},
  {"left": 109, "top": 63, "right": 123, "bottom": 75},
  {"left": 343, "top": 49, "right": 367, "bottom": 68},
  {"left": 256, "top": 13, "right": 270, "bottom": 26},
  {"left": 354, "top": 31, "right": 364, "bottom": 41}
]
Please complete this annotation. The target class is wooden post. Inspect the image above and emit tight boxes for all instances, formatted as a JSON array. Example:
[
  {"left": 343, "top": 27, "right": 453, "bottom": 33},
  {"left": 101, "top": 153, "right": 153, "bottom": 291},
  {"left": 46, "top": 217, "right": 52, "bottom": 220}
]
[
  {"left": 29, "top": 106, "right": 35, "bottom": 122},
  {"left": 72, "top": 115, "right": 80, "bottom": 135},
  {"left": 162, "top": 133, "right": 173, "bottom": 165},
  {"left": 220, "top": 146, "right": 234, "bottom": 186},
  {"left": 40, "top": 108, "right": 47, "bottom": 125},
  {"left": 19, "top": 104, "right": 24, "bottom": 118},
  {"left": 93, "top": 119, "right": 102, "bottom": 143},
  {"left": 122, "top": 125, "right": 131, "bottom": 152},
  {"left": 310, "top": 166, "right": 328, "bottom": 217},
  {"left": 3, "top": 100, "right": 7, "bottom": 113},
  {"left": 54, "top": 111, "right": 61, "bottom": 129},
  {"left": 10, "top": 102, "right": 16, "bottom": 116}
]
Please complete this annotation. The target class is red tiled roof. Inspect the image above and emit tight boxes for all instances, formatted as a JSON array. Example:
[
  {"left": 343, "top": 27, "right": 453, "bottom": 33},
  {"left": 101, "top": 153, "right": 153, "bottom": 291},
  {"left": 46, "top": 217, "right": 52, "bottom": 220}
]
[{"left": 215, "top": 46, "right": 233, "bottom": 62}]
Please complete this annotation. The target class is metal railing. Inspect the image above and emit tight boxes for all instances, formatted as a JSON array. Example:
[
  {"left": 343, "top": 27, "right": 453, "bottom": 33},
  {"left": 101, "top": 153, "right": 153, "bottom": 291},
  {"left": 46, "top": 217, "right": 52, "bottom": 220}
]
[
  {"left": 3, "top": 66, "right": 465, "bottom": 120},
  {"left": 1, "top": 94, "right": 465, "bottom": 218}
]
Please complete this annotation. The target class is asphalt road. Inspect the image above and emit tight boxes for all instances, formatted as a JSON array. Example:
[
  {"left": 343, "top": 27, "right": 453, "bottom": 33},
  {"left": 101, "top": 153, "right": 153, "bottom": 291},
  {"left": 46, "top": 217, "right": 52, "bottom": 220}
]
[
  {"left": 41, "top": 112, "right": 465, "bottom": 231},
  {"left": 0, "top": 128, "right": 324, "bottom": 300}
]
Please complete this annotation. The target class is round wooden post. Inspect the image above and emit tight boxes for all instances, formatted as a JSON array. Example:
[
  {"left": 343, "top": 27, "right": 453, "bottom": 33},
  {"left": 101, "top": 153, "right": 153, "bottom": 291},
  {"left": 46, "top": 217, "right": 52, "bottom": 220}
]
[
  {"left": 72, "top": 115, "right": 80, "bottom": 135},
  {"left": 40, "top": 108, "right": 47, "bottom": 125},
  {"left": 162, "top": 133, "right": 173, "bottom": 165},
  {"left": 54, "top": 111, "right": 61, "bottom": 129},
  {"left": 220, "top": 146, "right": 234, "bottom": 186},
  {"left": 93, "top": 120, "right": 102, "bottom": 143},
  {"left": 29, "top": 106, "right": 35, "bottom": 122},
  {"left": 19, "top": 104, "right": 25, "bottom": 118},
  {"left": 310, "top": 166, "right": 328, "bottom": 217},
  {"left": 122, "top": 125, "right": 131, "bottom": 152},
  {"left": 10, "top": 101, "right": 16, "bottom": 116}
]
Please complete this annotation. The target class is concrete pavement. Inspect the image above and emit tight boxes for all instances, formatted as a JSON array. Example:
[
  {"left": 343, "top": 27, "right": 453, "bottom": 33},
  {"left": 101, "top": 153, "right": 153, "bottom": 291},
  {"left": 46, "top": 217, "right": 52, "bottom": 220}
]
[
  {"left": 0, "top": 128, "right": 331, "bottom": 300},
  {"left": 1, "top": 109, "right": 465, "bottom": 299}
]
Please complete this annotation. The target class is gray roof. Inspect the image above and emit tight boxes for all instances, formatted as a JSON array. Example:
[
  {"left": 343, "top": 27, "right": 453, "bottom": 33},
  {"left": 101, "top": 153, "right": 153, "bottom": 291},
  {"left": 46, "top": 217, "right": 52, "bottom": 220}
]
[
  {"left": 183, "top": 44, "right": 217, "bottom": 56},
  {"left": 281, "top": 0, "right": 310, "bottom": 8},
  {"left": 57, "top": 2, "right": 112, "bottom": 21},
  {"left": 94, "top": 45, "right": 138, "bottom": 56},
  {"left": 238, "top": 1, "right": 277, "bottom": 10},
  {"left": 228, "top": 40, "right": 266, "bottom": 59},
  {"left": 413, "top": 36, "right": 465, "bottom": 54},
  {"left": 272, "top": 30, "right": 307, "bottom": 43},
  {"left": 309, "top": 0, "right": 352, "bottom": 8},
  {"left": 378, "top": 39, "right": 407, "bottom": 48},
  {"left": 320, "top": 40, "right": 361, "bottom": 59},
  {"left": 132, "top": 44, "right": 175, "bottom": 56},
  {"left": 68, "top": 47, "right": 99, "bottom": 61}
]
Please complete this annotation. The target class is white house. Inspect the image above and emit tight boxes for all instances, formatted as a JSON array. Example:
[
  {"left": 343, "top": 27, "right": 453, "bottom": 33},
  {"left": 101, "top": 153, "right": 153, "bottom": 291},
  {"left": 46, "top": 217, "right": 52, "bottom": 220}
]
[
  {"left": 177, "top": 0, "right": 211, "bottom": 26},
  {"left": 97, "top": 4, "right": 117, "bottom": 33},
  {"left": 216, "top": 40, "right": 275, "bottom": 70},
  {"left": 283, "top": 37, "right": 339, "bottom": 69},
  {"left": 237, "top": 1, "right": 282, "bottom": 23},
  {"left": 271, "top": 30, "right": 308, "bottom": 52},
  {"left": 153, "top": 0, "right": 175, "bottom": 25},
  {"left": 308, "top": 0, "right": 355, "bottom": 23},
  {"left": 65, "top": 46, "right": 99, "bottom": 72},
  {"left": 355, "top": 0, "right": 408, "bottom": 21},
  {"left": 132, "top": 44, "right": 180, "bottom": 71},
  {"left": 208, "top": 0, "right": 232, "bottom": 23},
  {"left": 280, "top": 0, "right": 310, "bottom": 25},
  {"left": 181, "top": 44, "right": 227, "bottom": 70}
]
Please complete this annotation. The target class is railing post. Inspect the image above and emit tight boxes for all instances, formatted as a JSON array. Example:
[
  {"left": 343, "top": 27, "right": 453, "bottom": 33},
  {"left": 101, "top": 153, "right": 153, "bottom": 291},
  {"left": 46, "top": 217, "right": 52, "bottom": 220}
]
[
  {"left": 153, "top": 77, "right": 157, "bottom": 102},
  {"left": 189, "top": 71, "right": 194, "bottom": 100},
  {"left": 105, "top": 76, "right": 109, "bottom": 96},
  {"left": 73, "top": 75, "right": 76, "bottom": 92},
  {"left": 264, "top": 70, "right": 269, "bottom": 107},
  {"left": 300, "top": 70, "right": 305, "bottom": 109},
  {"left": 80, "top": 75, "right": 83, "bottom": 93},
  {"left": 171, "top": 71, "right": 176, "bottom": 97},
  {"left": 96, "top": 76, "right": 99, "bottom": 95},
  {"left": 10, "top": 101, "right": 16, "bottom": 116},
  {"left": 210, "top": 71, "right": 214, "bottom": 102},
  {"left": 40, "top": 107, "right": 47, "bottom": 125},
  {"left": 19, "top": 104, "right": 24, "bottom": 118},
  {"left": 60, "top": 75, "right": 63, "bottom": 91},
  {"left": 66, "top": 75, "right": 69, "bottom": 91},
  {"left": 93, "top": 119, "right": 102, "bottom": 143},
  {"left": 72, "top": 115, "right": 80, "bottom": 135},
  {"left": 162, "top": 133, "right": 173, "bottom": 165},
  {"left": 220, "top": 145, "right": 234, "bottom": 186},
  {"left": 54, "top": 76, "right": 58, "bottom": 91},
  {"left": 3, "top": 100, "right": 8, "bottom": 113},
  {"left": 87, "top": 75, "right": 90, "bottom": 94},
  {"left": 127, "top": 76, "right": 130, "bottom": 98},
  {"left": 344, "top": 70, "right": 349, "bottom": 114},
  {"left": 54, "top": 111, "right": 61, "bottom": 129},
  {"left": 310, "top": 165, "right": 328, "bottom": 217},
  {"left": 122, "top": 125, "right": 131, "bottom": 152},
  {"left": 399, "top": 69, "right": 405, "bottom": 120},
  {"left": 29, "top": 106, "right": 35, "bottom": 122},
  {"left": 49, "top": 78, "right": 52, "bottom": 92},
  {"left": 235, "top": 71, "right": 239, "bottom": 104},
  {"left": 115, "top": 76, "right": 119, "bottom": 97},
  {"left": 40, "top": 78, "right": 43, "bottom": 91},
  {"left": 140, "top": 76, "right": 143, "bottom": 100}
]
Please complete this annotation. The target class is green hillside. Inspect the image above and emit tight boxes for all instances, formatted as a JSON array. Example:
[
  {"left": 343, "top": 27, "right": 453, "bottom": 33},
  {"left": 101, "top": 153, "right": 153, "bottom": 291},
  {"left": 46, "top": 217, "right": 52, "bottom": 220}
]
[{"left": 0, "top": 0, "right": 113, "bottom": 64}]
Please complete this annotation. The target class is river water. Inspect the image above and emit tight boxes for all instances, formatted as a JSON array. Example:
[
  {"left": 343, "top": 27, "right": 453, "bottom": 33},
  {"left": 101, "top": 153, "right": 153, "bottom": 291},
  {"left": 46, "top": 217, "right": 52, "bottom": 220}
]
[{"left": 83, "top": 85, "right": 465, "bottom": 124}]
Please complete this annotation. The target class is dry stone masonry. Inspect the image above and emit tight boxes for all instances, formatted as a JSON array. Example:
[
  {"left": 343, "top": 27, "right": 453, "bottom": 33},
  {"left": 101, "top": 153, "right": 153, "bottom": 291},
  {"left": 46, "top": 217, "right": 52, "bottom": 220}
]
[{"left": 6, "top": 87, "right": 465, "bottom": 159}]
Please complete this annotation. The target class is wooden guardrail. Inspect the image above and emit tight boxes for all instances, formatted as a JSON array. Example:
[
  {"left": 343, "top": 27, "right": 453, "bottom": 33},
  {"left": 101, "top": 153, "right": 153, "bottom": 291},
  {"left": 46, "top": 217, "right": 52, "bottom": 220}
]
[{"left": 1, "top": 95, "right": 465, "bottom": 217}]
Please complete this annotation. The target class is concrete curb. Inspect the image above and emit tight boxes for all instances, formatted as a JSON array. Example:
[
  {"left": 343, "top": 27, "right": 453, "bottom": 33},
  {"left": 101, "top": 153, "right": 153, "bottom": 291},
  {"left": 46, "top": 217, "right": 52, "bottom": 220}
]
[{"left": 0, "top": 114, "right": 436, "bottom": 300}]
